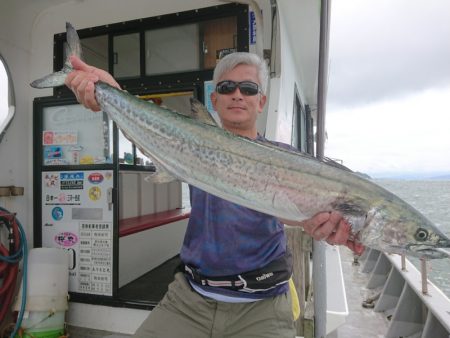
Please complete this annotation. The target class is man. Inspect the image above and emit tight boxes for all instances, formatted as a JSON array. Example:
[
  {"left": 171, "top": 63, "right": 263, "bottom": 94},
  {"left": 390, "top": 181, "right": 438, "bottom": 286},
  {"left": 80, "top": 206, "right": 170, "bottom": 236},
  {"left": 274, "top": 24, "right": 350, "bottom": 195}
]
[{"left": 66, "top": 52, "right": 363, "bottom": 338}]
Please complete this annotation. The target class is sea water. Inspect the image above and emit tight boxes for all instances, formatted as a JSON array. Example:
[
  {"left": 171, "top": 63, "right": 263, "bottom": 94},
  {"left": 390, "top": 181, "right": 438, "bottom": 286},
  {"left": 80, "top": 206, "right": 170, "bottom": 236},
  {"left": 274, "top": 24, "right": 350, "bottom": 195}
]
[{"left": 375, "top": 179, "right": 450, "bottom": 298}]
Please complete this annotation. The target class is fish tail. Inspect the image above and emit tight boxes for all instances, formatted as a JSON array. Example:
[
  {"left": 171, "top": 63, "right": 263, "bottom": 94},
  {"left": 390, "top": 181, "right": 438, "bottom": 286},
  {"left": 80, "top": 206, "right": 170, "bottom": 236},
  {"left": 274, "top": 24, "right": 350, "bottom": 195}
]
[{"left": 30, "top": 22, "right": 81, "bottom": 88}]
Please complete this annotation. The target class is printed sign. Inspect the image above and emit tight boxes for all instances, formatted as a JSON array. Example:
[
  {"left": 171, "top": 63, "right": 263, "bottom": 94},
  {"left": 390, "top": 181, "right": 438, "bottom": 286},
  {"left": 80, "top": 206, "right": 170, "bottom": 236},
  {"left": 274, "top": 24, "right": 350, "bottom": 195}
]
[
  {"left": 41, "top": 170, "right": 114, "bottom": 296},
  {"left": 60, "top": 172, "right": 84, "bottom": 190},
  {"left": 216, "top": 48, "right": 237, "bottom": 61},
  {"left": 43, "top": 131, "right": 78, "bottom": 145}
]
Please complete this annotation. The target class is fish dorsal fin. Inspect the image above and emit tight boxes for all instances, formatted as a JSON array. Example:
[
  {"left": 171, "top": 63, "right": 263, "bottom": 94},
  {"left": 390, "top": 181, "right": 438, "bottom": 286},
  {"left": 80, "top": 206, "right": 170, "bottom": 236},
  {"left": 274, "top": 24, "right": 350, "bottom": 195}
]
[
  {"left": 251, "top": 138, "right": 355, "bottom": 174},
  {"left": 189, "top": 98, "right": 220, "bottom": 127},
  {"left": 322, "top": 157, "right": 354, "bottom": 173}
]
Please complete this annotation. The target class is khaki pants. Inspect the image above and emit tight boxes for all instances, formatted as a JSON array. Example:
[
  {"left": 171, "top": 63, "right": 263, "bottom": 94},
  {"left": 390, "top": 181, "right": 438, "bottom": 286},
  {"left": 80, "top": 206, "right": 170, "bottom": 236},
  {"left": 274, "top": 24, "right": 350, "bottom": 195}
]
[{"left": 133, "top": 272, "right": 295, "bottom": 338}]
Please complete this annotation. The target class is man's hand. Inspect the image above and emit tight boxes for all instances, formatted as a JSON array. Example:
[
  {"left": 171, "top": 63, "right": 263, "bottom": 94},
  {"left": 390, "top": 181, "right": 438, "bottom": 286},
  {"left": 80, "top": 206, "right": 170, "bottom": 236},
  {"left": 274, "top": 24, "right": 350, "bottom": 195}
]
[
  {"left": 282, "top": 211, "right": 365, "bottom": 255},
  {"left": 64, "top": 55, "right": 121, "bottom": 111}
]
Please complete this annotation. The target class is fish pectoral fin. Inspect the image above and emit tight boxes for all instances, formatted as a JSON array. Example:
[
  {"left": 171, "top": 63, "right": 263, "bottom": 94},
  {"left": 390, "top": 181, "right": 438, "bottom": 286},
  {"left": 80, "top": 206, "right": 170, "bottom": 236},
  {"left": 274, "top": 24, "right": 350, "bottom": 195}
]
[
  {"left": 189, "top": 98, "right": 221, "bottom": 127},
  {"left": 134, "top": 147, "right": 177, "bottom": 184}
]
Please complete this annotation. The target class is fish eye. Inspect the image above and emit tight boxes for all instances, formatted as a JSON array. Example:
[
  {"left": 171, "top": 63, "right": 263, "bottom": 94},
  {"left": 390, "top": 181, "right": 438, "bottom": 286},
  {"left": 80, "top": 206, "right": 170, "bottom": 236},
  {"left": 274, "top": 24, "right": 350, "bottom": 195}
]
[{"left": 415, "top": 228, "right": 429, "bottom": 242}]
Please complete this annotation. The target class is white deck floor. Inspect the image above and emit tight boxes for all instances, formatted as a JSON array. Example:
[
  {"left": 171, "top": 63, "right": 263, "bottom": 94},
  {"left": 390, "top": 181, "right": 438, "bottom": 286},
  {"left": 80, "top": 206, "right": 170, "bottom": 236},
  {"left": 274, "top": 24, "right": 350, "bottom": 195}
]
[{"left": 328, "top": 247, "right": 389, "bottom": 338}]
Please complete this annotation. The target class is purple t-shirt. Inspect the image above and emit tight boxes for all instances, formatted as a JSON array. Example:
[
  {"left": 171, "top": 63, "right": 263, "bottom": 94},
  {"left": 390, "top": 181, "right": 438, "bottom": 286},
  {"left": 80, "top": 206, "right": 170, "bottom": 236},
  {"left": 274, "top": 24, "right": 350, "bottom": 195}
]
[{"left": 180, "top": 135, "right": 297, "bottom": 298}]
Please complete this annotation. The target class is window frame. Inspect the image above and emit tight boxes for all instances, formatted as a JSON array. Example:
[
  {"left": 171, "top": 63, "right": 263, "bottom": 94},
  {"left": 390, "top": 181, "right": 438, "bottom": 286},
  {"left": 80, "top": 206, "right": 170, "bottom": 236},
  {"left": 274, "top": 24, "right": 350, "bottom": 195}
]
[{"left": 0, "top": 55, "right": 15, "bottom": 142}]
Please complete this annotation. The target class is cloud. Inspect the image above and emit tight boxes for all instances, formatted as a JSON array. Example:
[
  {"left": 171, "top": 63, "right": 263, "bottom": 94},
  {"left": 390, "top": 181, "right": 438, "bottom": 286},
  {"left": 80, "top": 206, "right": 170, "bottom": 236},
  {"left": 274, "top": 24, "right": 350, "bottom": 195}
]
[
  {"left": 328, "top": 0, "right": 450, "bottom": 108},
  {"left": 325, "top": 0, "right": 450, "bottom": 177},
  {"left": 326, "top": 86, "right": 450, "bottom": 176}
]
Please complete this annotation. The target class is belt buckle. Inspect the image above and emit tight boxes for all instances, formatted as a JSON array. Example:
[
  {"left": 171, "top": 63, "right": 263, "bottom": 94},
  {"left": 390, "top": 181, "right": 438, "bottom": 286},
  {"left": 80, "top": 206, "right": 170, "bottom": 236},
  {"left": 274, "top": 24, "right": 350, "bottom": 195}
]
[{"left": 185, "top": 265, "right": 206, "bottom": 285}]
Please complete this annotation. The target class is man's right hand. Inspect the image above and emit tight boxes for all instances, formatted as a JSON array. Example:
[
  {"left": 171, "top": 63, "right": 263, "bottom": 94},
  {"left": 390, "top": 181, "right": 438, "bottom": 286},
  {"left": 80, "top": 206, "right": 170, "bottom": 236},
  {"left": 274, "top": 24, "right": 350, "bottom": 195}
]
[{"left": 64, "top": 55, "right": 121, "bottom": 112}]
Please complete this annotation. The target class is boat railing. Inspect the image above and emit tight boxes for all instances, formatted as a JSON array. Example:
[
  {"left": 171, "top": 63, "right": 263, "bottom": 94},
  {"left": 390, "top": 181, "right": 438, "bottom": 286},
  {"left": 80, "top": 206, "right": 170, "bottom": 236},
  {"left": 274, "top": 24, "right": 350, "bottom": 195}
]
[{"left": 359, "top": 248, "right": 450, "bottom": 337}]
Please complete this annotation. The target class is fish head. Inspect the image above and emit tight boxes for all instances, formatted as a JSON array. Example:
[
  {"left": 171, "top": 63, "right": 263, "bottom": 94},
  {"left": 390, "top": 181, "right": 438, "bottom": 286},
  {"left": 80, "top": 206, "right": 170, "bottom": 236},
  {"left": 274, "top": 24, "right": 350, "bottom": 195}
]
[
  {"left": 360, "top": 204, "right": 450, "bottom": 259},
  {"left": 404, "top": 228, "right": 450, "bottom": 259}
]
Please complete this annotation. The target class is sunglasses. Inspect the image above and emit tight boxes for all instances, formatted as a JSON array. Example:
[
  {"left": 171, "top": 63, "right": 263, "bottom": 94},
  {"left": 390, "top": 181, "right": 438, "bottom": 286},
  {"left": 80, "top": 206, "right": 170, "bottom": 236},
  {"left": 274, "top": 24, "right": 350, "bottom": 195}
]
[{"left": 216, "top": 80, "right": 261, "bottom": 96}]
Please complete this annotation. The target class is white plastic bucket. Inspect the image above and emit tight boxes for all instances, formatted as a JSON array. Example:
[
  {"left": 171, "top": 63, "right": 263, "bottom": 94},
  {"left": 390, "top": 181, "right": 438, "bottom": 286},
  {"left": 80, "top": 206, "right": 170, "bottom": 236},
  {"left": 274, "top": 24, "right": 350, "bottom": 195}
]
[{"left": 14, "top": 248, "right": 69, "bottom": 337}]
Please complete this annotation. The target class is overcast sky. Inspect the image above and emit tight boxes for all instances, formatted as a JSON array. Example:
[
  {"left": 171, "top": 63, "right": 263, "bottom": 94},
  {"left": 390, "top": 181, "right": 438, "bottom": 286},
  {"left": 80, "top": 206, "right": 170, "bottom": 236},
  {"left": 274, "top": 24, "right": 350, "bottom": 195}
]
[{"left": 326, "top": 0, "right": 450, "bottom": 178}]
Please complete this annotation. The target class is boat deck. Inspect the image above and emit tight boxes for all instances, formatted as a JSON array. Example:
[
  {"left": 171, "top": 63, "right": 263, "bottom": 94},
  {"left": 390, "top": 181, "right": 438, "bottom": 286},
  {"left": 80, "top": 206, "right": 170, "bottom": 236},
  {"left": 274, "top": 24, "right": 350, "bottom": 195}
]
[{"left": 330, "top": 247, "right": 389, "bottom": 338}]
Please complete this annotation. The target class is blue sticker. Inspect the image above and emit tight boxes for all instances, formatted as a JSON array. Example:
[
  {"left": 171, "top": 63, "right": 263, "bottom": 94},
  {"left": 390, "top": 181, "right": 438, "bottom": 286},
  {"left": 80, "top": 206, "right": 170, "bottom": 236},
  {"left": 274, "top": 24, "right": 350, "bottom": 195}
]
[
  {"left": 249, "top": 11, "right": 256, "bottom": 45},
  {"left": 52, "top": 207, "right": 64, "bottom": 221},
  {"left": 44, "top": 146, "right": 63, "bottom": 159},
  {"left": 60, "top": 172, "right": 84, "bottom": 190}
]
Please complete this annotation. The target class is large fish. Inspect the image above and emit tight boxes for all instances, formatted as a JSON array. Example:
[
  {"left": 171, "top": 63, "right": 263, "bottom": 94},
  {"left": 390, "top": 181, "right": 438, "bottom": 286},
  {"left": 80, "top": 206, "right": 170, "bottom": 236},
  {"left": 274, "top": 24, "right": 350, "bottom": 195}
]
[{"left": 31, "top": 23, "right": 450, "bottom": 258}]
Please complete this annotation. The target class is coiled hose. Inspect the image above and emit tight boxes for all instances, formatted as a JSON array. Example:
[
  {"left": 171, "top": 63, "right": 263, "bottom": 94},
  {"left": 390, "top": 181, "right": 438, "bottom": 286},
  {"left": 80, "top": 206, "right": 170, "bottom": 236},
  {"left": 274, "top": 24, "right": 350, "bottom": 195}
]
[{"left": 0, "top": 206, "right": 28, "bottom": 338}]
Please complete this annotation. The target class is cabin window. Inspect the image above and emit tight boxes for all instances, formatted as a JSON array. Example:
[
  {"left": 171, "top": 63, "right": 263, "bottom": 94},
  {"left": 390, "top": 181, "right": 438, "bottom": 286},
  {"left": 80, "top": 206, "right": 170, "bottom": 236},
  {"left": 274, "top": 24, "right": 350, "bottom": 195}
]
[
  {"left": 144, "top": 16, "right": 237, "bottom": 75},
  {"left": 145, "top": 24, "right": 200, "bottom": 76},
  {"left": 118, "top": 128, "right": 153, "bottom": 167},
  {"left": 292, "top": 88, "right": 307, "bottom": 152},
  {"left": 0, "top": 55, "right": 15, "bottom": 142},
  {"left": 114, "top": 33, "right": 140, "bottom": 78},
  {"left": 119, "top": 130, "right": 134, "bottom": 165},
  {"left": 291, "top": 88, "right": 314, "bottom": 155},
  {"left": 81, "top": 35, "right": 109, "bottom": 71}
]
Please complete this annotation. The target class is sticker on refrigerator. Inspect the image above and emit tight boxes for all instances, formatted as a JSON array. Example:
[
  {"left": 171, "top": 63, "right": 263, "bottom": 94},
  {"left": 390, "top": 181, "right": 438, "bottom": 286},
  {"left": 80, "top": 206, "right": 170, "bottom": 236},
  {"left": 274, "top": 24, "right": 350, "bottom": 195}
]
[
  {"left": 60, "top": 172, "right": 84, "bottom": 190},
  {"left": 43, "top": 131, "right": 78, "bottom": 145},
  {"left": 88, "top": 187, "right": 101, "bottom": 201},
  {"left": 44, "top": 146, "right": 63, "bottom": 159},
  {"left": 88, "top": 173, "right": 104, "bottom": 184},
  {"left": 55, "top": 231, "right": 78, "bottom": 247},
  {"left": 51, "top": 207, "right": 64, "bottom": 221}
]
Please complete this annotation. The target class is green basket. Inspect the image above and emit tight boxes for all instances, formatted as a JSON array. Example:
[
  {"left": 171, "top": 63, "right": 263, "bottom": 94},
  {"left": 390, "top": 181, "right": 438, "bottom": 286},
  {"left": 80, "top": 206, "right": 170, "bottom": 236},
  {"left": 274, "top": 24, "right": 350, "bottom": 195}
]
[{"left": 16, "top": 328, "right": 64, "bottom": 338}]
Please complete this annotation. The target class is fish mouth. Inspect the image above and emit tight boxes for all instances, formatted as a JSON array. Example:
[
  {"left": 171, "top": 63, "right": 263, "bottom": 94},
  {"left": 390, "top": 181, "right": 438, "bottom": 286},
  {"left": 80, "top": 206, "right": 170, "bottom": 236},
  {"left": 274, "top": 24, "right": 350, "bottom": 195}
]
[
  {"left": 410, "top": 246, "right": 450, "bottom": 259},
  {"left": 438, "top": 238, "right": 450, "bottom": 248},
  {"left": 403, "top": 236, "right": 450, "bottom": 259}
]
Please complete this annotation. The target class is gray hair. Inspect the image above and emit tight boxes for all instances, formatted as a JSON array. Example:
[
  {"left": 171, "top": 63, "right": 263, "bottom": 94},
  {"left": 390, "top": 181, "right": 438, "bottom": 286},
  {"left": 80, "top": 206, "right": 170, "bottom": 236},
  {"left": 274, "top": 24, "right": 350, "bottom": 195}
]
[{"left": 213, "top": 52, "right": 269, "bottom": 95}]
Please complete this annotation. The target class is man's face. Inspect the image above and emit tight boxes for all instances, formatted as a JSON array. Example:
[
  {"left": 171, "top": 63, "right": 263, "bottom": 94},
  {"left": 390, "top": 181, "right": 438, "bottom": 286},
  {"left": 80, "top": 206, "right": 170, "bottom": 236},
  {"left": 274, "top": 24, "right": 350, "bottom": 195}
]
[{"left": 211, "top": 64, "right": 266, "bottom": 133}]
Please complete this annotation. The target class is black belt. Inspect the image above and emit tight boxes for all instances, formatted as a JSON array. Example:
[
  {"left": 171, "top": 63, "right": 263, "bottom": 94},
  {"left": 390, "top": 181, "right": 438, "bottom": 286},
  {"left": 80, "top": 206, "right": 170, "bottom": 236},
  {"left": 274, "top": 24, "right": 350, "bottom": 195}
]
[{"left": 183, "top": 251, "right": 293, "bottom": 293}]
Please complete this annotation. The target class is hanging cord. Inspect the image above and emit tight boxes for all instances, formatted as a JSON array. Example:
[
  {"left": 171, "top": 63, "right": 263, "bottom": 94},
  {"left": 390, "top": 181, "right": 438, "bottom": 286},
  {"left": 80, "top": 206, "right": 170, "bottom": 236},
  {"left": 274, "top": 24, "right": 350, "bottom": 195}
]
[{"left": 0, "top": 206, "right": 28, "bottom": 338}]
